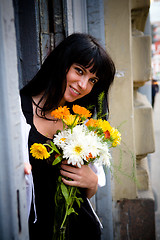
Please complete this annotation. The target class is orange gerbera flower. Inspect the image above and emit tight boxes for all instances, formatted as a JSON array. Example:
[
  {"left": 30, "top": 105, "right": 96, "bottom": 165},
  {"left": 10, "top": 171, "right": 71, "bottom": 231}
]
[
  {"left": 72, "top": 105, "right": 92, "bottom": 118},
  {"left": 86, "top": 152, "right": 96, "bottom": 161},
  {"left": 51, "top": 106, "right": 70, "bottom": 119},
  {"left": 85, "top": 118, "right": 98, "bottom": 128}
]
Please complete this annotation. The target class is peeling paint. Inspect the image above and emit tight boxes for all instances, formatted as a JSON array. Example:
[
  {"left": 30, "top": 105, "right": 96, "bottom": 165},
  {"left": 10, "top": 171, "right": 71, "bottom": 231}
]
[{"left": 115, "top": 70, "right": 125, "bottom": 78}]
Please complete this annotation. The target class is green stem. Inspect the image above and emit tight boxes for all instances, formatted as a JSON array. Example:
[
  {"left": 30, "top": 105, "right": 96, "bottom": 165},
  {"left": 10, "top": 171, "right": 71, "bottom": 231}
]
[
  {"left": 60, "top": 187, "right": 75, "bottom": 229},
  {"left": 71, "top": 115, "right": 78, "bottom": 128},
  {"left": 43, "top": 143, "right": 53, "bottom": 149},
  {"left": 60, "top": 207, "right": 68, "bottom": 229},
  {"left": 62, "top": 120, "right": 66, "bottom": 130}
]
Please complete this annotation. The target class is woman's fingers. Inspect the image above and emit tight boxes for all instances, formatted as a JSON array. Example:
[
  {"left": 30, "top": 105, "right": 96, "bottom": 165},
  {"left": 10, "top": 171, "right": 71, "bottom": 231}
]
[
  {"left": 61, "top": 162, "right": 79, "bottom": 173},
  {"left": 60, "top": 162, "right": 98, "bottom": 198},
  {"left": 61, "top": 177, "right": 79, "bottom": 187},
  {"left": 24, "top": 163, "right": 32, "bottom": 175},
  {"left": 60, "top": 168, "right": 79, "bottom": 181},
  {"left": 60, "top": 163, "right": 96, "bottom": 187}
]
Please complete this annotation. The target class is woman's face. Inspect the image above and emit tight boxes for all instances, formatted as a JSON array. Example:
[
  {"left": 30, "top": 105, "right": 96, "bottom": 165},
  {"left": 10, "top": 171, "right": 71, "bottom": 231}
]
[{"left": 61, "top": 63, "right": 99, "bottom": 105}]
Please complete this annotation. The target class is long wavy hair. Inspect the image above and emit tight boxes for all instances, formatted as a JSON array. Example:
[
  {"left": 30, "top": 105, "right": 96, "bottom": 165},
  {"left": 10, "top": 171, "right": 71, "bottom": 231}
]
[{"left": 21, "top": 33, "right": 115, "bottom": 117}]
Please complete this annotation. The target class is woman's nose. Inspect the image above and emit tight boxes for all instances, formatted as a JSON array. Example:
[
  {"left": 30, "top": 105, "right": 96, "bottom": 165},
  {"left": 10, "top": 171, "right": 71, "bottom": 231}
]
[{"left": 78, "top": 77, "right": 88, "bottom": 90}]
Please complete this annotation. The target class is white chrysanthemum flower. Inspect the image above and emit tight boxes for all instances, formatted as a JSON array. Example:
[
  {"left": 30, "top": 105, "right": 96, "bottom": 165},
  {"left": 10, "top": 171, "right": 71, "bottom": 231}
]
[
  {"left": 69, "top": 125, "right": 86, "bottom": 141},
  {"left": 97, "top": 144, "right": 111, "bottom": 167},
  {"left": 53, "top": 130, "right": 71, "bottom": 148},
  {"left": 63, "top": 137, "right": 90, "bottom": 168},
  {"left": 85, "top": 131, "right": 101, "bottom": 158},
  {"left": 53, "top": 123, "right": 111, "bottom": 168}
]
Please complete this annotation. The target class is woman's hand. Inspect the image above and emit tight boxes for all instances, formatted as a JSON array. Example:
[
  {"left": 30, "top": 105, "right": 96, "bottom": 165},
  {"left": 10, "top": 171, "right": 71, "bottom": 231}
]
[
  {"left": 60, "top": 160, "right": 98, "bottom": 199},
  {"left": 24, "top": 162, "right": 32, "bottom": 175}
]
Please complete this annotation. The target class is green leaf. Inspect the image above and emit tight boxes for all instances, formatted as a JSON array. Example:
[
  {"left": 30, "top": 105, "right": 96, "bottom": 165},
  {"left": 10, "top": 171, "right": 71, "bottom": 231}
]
[
  {"left": 61, "top": 182, "right": 70, "bottom": 204},
  {"left": 76, "top": 188, "right": 81, "bottom": 194},
  {"left": 50, "top": 141, "right": 61, "bottom": 154},
  {"left": 68, "top": 196, "right": 72, "bottom": 205},
  {"left": 56, "top": 129, "right": 61, "bottom": 134},
  {"left": 67, "top": 207, "right": 78, "bottom": 216},
  {"left": 97, "top": 91, "right": 106, "bottom": 119},
  {"left": 58, "top": 176, "right": 62, "bottom": 182},
  {"left": 75, "top": 196, "right": 83, "bottom": 208},
  {"left": 52, "top": 156, "right": 62, "bottom": 165},
  {"left": 81, "top": 116, "right": 86, "bottom": 122},
  {"left": 75, "top": 198, "right": 81, "bottom": 208}
]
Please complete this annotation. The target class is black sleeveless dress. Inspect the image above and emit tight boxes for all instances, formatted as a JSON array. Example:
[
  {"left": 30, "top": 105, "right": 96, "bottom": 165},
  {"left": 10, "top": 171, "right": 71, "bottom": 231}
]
[{"left": 20, "top": 93, "right": 101, "bottom": 240}]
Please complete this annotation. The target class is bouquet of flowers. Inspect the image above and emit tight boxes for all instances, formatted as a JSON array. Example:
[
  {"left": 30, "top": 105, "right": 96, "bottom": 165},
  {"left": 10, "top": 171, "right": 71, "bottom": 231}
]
[{"left": 30, "top": 104, "right": 121, "bottom": 240}]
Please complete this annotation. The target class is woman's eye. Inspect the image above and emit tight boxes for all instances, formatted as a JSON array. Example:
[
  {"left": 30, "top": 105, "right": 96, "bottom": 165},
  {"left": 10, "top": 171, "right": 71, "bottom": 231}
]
[
  {"left": 89, "top": 78, "right": 98, "bottom": 84},
  {"left": 75, "top": 67, "right": 83, "bottom": 75}
]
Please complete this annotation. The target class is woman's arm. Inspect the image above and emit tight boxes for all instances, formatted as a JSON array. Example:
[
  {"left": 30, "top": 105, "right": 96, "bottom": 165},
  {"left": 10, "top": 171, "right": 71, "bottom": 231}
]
[{"left": 60, "top": 160, "right": 98, "bottom": 199}]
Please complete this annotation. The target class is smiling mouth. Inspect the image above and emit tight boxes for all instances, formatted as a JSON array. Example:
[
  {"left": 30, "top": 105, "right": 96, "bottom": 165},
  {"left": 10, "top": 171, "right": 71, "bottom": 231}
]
[{"left": 70, "top": 86, "right": 80, "bottom": 95}]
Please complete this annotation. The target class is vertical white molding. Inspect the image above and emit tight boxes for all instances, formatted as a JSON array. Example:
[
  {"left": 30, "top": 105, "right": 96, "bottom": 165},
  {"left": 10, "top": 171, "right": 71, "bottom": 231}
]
[
  {"left": 66, "top": 0, "right": 88, "bottom": 34},
  {"left": 66, "top": 0, "right": 74, "bottom": 35},
  {"left": 72, "top": 0, "right": 88, "bottom": 33}
]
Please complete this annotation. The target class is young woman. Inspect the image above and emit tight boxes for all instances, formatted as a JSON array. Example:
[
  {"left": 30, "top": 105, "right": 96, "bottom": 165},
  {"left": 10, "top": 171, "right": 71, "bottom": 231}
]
[{"left": 21, "top": 33, "right": 115, "bottom": 240}]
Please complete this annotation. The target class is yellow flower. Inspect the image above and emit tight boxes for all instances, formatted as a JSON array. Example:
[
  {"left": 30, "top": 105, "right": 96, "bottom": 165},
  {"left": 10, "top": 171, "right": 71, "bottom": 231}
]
[
  {"left": 110, "top": 128, "right": 121, "bottom": 147},
  {"left": 30, "top": 143, "right": 50, "bottom": 159},
  {"left": 51, "top": 106, "right": 70, "bottom": 119},
  {"left": 97, "top": 119, "right": 112, "bottom": 133},
  {"left": 63, "top": 114, "right": 80, "bottom": 126},
  {"left": 72, "top": 105, "right": 92, "bottom": 118}
]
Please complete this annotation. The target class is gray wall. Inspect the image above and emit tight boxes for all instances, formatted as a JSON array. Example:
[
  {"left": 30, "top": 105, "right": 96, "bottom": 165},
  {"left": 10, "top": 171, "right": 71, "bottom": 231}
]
[{"left": 0, "top": 0, "right": 29, "bottom": 239}]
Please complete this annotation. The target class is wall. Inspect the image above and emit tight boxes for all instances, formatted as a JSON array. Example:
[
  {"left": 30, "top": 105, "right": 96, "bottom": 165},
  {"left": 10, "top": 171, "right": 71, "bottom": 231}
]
[{"left": 104, "top": 0, "right": 156, "bottom": 239}]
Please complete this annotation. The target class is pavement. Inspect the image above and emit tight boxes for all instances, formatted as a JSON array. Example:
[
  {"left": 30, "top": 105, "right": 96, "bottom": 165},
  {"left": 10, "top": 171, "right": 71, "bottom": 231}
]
[{"left": 151, "top": 91, "right": 160, "bottom": 239}]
